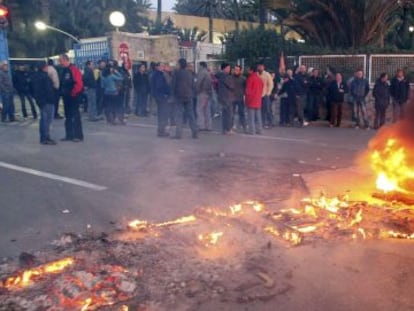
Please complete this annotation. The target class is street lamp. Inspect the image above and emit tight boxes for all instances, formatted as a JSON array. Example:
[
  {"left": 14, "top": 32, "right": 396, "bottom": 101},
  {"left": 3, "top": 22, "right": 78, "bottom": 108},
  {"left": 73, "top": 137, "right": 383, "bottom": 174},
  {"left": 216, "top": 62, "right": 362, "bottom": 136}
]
[
  {"left": 109, "top": 11, "right": 126, "bottom": 32},
  {"left": 35, "top": 21, "right": 81, "bottom": 43}
]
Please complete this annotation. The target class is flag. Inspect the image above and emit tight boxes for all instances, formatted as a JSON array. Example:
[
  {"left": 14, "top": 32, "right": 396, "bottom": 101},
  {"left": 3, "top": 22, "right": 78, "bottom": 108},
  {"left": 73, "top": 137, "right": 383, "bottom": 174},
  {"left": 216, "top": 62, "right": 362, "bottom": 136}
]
[{"left": 279, "top": 51, "right": 286, "bottom": 74}]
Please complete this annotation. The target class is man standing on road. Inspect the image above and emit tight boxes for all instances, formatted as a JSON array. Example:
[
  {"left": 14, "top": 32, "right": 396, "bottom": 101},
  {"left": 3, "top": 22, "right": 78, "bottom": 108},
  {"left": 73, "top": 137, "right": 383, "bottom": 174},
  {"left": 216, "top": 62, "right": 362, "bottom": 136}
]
[
  {"left": 293, "top": 64, "right": 309, "bottom": 127},
  {"left": 196, "top": 61, "right": 212, "bottom": 131},
  {"left": 0, "top": 61, "right": 15, "bottom": 123},
  {"left": 232, "top": 65, "right": 247, "bottom": 133},
  {"left": 245, "top": 65, "right": 264, "bottom": 135},
  {"left": 31, "top": 61, "right": 57, "bottom": 145},
  {"left": 350, "top": 69, "right": 370, "bottom": 129},
  {"left": 59, "top": 54, "right": 84, "bottom": 142},
  {"left": 307, "top": 68, "right": 323, "bottom": 122},
  {"left": 13, "top": 65, "right": 37, "bottom": 120},
  {"left": 133, "top": 63, "right": 150, "bottom": 117},
  {"left": 257, "top": 62, "right": 274, "bottom": 128},
  {"left": 217, "top": 63, "right": 234, "bottom": 135},
  {"left": 47, "top": 59, "right": 62, "bottom": 119},
  {"left": 390, "top": 69, "right": 410, "bottom": 123},
  {"left": 83, "top": 60, "right": 98, "bottom": 121},
  {"left": 151, "top": 62, "right": 171, "bottom": 137},
  {"left": 172, "top": 58, "right": 198, "bottom": 139}
]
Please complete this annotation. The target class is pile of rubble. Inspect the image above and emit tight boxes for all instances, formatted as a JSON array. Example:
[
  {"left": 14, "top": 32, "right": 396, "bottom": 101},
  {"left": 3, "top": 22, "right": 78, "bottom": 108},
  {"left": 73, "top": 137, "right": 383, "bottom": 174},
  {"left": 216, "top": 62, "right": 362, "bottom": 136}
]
[{"left": 1, "top": 196, "right": 413, "bottom": 310}]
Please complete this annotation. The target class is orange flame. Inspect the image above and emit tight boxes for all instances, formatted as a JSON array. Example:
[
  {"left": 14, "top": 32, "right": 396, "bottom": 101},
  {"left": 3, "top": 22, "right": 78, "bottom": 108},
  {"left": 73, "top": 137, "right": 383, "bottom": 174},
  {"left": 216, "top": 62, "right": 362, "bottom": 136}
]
[
  {"left": 2, "top": 257, "right": 74, "bottom": 289},
  {"left": 155, "top": 215, "right": 197, "bottom": 227},
  {"left": 371, "top": 138, "right": 414, "bottom": 193},
  {"left": 198, "top": 231, "right": 224, "bottom": 246}
]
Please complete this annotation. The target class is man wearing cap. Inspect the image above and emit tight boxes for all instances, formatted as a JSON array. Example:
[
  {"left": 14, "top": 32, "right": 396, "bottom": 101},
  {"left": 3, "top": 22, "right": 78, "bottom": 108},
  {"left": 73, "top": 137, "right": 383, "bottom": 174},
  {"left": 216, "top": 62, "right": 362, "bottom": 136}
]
[
  {"left": 59, "top": 54, "right": 84, "bottom": 142},
  {"left": 31, "top": 61, "right": 57, "bottom": 145},
  {"left": 0, "top": 61, "right": 15, "bottom": 122}
]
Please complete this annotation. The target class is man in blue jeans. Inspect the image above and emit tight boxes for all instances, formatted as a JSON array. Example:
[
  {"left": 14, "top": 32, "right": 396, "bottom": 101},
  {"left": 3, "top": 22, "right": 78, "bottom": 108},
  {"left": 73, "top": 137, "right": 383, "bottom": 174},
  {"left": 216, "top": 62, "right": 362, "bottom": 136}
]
[
  {"left": 0, "top": 61, "right": 15, "bottom": 122},
  {"left": 31, "top": 61, "right": 57, "bottom": 145}
]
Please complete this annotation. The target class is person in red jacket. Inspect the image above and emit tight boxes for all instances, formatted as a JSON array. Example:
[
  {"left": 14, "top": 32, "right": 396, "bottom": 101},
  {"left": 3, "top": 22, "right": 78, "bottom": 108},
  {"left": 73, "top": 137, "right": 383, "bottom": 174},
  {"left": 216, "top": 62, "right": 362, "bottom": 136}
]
[
  {"left": 245, "top": 65, "right": 264, "bottom": 135},
  {"left": 59, "top": 54, "right": 84, "bottom": 142}
]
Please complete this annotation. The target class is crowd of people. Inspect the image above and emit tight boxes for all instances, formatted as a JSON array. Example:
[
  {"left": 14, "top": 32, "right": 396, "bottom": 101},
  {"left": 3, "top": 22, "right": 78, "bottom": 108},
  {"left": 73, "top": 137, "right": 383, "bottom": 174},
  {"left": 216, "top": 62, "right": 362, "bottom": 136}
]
[{"left": 0, "top": 55, "right": 410, "bottom": 145}]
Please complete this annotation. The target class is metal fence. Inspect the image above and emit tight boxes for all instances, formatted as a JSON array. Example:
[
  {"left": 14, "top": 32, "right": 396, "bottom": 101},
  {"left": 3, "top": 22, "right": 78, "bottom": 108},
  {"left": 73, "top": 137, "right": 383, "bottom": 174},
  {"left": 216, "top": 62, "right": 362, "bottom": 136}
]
[
  {"left": 299, "top": 55, "right": 367, "bottom": 81},
  {"left": 74, "top": 37, "right": 111, "bottom": 69},
  {"left": 298, "top": 54, "right": 414, "bottom": 84}
]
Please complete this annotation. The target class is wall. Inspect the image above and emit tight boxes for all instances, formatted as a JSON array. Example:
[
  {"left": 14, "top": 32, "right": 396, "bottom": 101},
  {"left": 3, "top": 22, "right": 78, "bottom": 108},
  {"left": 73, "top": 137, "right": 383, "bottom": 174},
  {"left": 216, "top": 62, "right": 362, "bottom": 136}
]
[{"left": 109, "top": 31, "right": 180, "bottom": 65}]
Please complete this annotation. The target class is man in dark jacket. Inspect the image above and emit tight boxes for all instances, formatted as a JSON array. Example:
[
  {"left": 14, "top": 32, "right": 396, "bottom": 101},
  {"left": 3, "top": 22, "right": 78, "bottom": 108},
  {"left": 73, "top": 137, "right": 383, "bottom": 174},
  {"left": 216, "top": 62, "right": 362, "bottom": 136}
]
[
  {"left": 373, "top": 73, "right": 390, "bottom": 129},
  {"left": 171, "top": 58, "right": 198, "bottom": 139},
  {"left": 133, "top": 63, "right": 150, "bottom": 117},
  {"left": 83, "top": 60, "right": 98, "bottom": 121},
  {"left": 31, "top": 61, "right": 57, "bottom": 145},
  {"left": 13, "top": 65, "right": 37, "bottom": 119},
  {"left": 307, "top": 68, "right": 323, "bottom": 121},
  {"left": 151, "top": 62, "right": 171, "bottom": 137},
  {"left": 390, "top": 69, "right": 410, "bottom": 122},
  {"left": 350, "top": 70, "right": 370, "bottom": 129},
  {"left": 231, "top": 65, "right": 246, "bottom": 132},
  {"left": 216, "top": 63, "right": 234, "bottom": 134},
  {"left": 196, "top": 61, "right": 212, "bottom": 131},
  {"left": 59, "top": 54, "right": 84, "bottom": 142},
  {"left": 294, "top": 65, "right": 309, "bottom": 126},
  {"left": 278, "top": 70, "right": 296, "bottom": 126},
  {"left": 327, "top": 73, "right": 348, "bottom": 128}
]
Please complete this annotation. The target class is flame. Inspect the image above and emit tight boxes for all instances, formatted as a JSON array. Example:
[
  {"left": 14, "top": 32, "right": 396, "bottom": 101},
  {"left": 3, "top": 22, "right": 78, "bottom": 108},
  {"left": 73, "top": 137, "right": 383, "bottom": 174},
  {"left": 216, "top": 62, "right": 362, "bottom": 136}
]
[
  {"left": 302, "top": 194, "right": 348, "bottom": 213},
  {"left": 292, "top": 225, "right": 317, "bottom": 233},
  {"left": 128, "top": 215, "right": 196, "bottom": 231},
  {"left": 349, "top": 209, "right": 363, "bottom": 227},
  {"left": 198, "top": 231, "right": 224, "bottom": 246},
  {"left": 264, "top": 226, "right": 302, "bottom": 246},
  {"left": 128, "top": 219, "right": 148, "bottom": 230},
  {"left": 229, "top": 204, "right": 242, "bottom": 214},
  {"left": 371, "top": 138, "right": 414, "bottom": 193},
  {"left": 121, "top": 306, "right": 129, "bottom": 311},
  {"left": 155, "top": 215, "right": 196, "bottom": 227},
  {"left": 80, "top": 298, "right": 92, "bottom": 311},
  {"left": 2, "top": 257, "right": 74, "bottom": 289},
  {"left": 387, "top": 230, "right": 414, "bottom": 239}
]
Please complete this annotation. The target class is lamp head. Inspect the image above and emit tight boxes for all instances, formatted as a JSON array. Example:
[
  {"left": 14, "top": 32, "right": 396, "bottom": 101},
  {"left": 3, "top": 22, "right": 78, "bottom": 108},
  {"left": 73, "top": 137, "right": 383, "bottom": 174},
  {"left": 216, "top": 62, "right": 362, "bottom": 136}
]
[
  {"left": 35, "top": 21, "right": 47, "bottom": 30},
  {"left": 109, "top": 11, "right": 126, "bottom": 28}
]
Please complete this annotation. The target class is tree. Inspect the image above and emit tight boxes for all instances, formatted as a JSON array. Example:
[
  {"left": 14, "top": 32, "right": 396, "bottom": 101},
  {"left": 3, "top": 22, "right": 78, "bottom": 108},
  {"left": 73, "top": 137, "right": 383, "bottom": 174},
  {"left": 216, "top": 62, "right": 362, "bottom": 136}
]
[
  {"left": 264, "top": 0, "right": 414, "bottom": 48},
  {"left": 7, "top": 0, "right": 152, "bottom": 57}
]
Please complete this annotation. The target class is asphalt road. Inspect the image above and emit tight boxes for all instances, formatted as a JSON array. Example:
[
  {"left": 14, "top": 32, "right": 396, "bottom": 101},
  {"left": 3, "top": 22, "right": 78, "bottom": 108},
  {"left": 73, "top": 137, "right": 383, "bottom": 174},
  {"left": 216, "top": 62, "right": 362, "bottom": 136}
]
[{"left": 0, "top": 112, "right": 375, "bottom": 258}]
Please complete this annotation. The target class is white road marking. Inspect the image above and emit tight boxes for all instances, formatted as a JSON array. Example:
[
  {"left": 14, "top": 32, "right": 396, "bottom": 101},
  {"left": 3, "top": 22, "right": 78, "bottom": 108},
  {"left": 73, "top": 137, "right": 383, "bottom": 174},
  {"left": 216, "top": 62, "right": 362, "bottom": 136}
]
[{"left": 0, "top": 161, "right": 107, "bottom": 191}]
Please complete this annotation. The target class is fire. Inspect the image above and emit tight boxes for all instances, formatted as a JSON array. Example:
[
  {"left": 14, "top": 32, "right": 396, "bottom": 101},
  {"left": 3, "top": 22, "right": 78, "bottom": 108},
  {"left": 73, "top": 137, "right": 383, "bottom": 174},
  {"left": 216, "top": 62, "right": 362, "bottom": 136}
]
[
  {"left": 155, "top": 215, "right": 197, "bottom": 227},
  {"left": 128, "top": 219, "right": 148, "bottom": 230},
  {"left": 2, "top": 257, "right": 74, "bottom": 289},
  {"left": 198, "top": 231, "right": 224, "bottom": 246},
  {"left": 128, "top": 215, "right": 197, "bottom": 231},
  {"left": 80, "top": 298, "right": 92, "bottom": 311},
  {"left": 371, "top": 138, "right": 414, "bottom": 193}
]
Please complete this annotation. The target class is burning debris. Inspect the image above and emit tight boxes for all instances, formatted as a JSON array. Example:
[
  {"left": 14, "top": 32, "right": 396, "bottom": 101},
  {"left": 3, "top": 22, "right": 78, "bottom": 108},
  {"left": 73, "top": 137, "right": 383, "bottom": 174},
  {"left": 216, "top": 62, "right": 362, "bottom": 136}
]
[
  {"left": 2, "top": 189, "right": 414, "bottom": 310},
  {"left": 4, "top": 109, "right": 414, "bottom": 310}
]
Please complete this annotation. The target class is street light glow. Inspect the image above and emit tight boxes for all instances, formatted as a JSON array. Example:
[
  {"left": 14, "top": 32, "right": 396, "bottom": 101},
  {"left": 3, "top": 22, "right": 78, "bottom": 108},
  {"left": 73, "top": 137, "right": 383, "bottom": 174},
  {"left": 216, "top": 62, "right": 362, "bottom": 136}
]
[
  {"left": 34, "top": 21, "right": 81, "bottom": 43},
  {"left": 409, "top": 26, "right": 414, "bottom": 33},
  {"left": 109, "top": 11, "right": 126, "bottom": 28},
  {"left": 35, "top": 21, "right": 47, "bottom": 31}
]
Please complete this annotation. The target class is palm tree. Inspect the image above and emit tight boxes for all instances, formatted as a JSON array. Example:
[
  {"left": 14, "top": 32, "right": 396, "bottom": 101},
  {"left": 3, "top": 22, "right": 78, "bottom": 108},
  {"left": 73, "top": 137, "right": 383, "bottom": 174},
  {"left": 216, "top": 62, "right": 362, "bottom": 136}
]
[{"left": 265, "top": 0, "right": 414, "bottom": 48}]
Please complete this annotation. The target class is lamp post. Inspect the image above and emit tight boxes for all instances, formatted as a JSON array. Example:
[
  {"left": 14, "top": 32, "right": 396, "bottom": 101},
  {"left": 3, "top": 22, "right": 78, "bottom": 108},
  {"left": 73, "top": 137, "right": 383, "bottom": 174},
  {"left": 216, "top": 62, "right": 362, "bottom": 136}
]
[
  {"left": 409, "top": 26, "right": 414, "bottom": 49},
  {"left": 35, "top": 21, "right": 81, "bottom": 43},
  {"left": 109, "top": 11, "right": 126, "bottom": 32}
]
